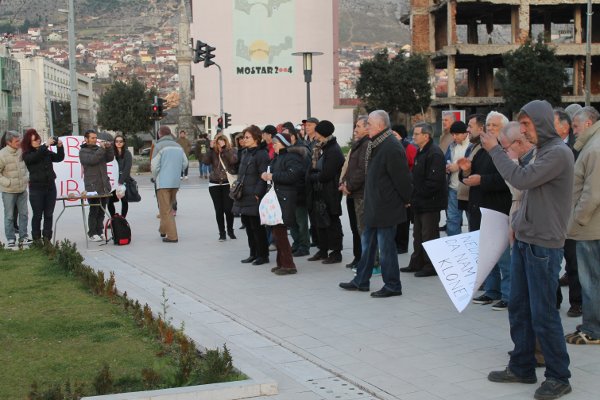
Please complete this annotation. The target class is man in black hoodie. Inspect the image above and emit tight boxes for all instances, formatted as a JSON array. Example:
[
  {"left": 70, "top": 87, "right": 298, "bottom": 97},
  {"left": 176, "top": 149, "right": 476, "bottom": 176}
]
[{"left": 484, "top": 100, "right": 574, "bottom": 400}]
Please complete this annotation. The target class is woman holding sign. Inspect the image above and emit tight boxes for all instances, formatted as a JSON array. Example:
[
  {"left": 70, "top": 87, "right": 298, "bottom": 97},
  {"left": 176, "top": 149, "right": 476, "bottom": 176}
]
[
  {"left": 108, "top": 134, "right": 133, "bottom": 218},
  {"left": 21, "top": 129, "right": 65, "bottom": 241}
]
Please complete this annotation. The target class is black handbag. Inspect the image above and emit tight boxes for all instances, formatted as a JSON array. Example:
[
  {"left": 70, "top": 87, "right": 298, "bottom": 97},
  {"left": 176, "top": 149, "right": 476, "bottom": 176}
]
[
  {"left": 125, "top": 177, "right": 141, "bottom": 202},
  {"left": 229, "top": 179, "right": 244, "bottom": 200}
]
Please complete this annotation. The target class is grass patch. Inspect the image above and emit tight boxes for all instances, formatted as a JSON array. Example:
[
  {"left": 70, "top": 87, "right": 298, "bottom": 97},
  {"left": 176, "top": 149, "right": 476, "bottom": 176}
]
[{"left": 0, "top": 244, "right": 244, "bottom": 399}]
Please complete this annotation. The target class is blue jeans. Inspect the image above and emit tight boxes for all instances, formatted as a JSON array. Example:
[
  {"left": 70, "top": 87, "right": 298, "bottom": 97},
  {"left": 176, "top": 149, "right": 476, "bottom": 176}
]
[
  {"left": 446, "top": 188, "right": 463, "bottom": 236},
  {"left": 200, "top": 163, "right": 211, "bottom": 177},
  {"left": 2, "top": 191, "right": 29, "bottom": 241},
  {"left": 508, "top": 240, "right": 570, "bottom": 384},
  {"left": 483, "top": 244, "right": 511, "bottom": 302},
  {"left": 352, "top": 225, "right": 401, "bottom": 292},
  {"left": 576, "top": 240, "right": 600, "bottom": 338}
]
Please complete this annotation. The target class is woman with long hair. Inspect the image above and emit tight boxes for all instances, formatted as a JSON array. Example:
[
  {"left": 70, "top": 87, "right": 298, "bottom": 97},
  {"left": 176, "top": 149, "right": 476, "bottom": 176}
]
[
  {"left": 21, "top": 129, "right": 65, "bottom": 241},
  {"left": 202, "top": 133, "right": 238, "bottom": 241},
  {"left": 232, "top": 125, "right": 270, "bottom": 265},
  {"left": 108, "top": 134, "right": 133, "bottom": 217}
]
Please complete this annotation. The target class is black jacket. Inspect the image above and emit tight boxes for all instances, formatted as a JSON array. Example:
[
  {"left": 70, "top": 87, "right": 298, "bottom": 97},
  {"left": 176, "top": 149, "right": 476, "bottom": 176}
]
[
  {"left": 307, "top": 137, "right": 345, "bottom": 216},
  {"left": 363, "top": 133, "right": 412, "bottom": 227},
  {"left": 411, "top": 140, "right": 447, "bottom": 213},
  {"left": 459, "top": 146, "right": 511, "bottom": 229},
  {"left": 115, "top": 149, "right": 133, "bottom": 185},
  {"left": 23, "top": 145, "right": 65, "bottom": 190},
  {"left": 270, "top": 149, "right": 305, "bottom": 226},
  {"left": 231, "top": 144, "right": 270, "bottom": 216},
  {"left": 287, "top": 144, "right": 311, "bottom": 206}
]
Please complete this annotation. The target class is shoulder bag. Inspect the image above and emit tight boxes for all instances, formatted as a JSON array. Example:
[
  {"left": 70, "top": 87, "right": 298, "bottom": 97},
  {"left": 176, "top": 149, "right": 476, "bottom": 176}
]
[{"left": 125, "top": 177, "right": 141, "bottom": 202}]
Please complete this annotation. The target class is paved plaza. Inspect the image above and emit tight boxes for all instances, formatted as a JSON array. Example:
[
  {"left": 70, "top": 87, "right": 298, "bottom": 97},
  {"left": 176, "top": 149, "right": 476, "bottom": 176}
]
[{"left": 2, "top": 166, "right": 599, "bottom": 400}]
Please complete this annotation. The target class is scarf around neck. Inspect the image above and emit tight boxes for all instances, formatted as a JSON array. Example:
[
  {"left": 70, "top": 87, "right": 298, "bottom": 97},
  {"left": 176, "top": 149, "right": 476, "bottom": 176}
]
[{"left": 364, "top": 129, "right": 393, "bottom": 174}]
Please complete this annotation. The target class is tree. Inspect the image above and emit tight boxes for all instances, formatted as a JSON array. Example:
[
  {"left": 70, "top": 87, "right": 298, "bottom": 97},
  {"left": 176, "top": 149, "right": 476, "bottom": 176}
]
[
  {"left": 97, "top": 79, "right": 157, "bottom": 136},
  {"left": 497, "top": 36, "right": 567, "bottom": 113},
  {"left": 356, "top": 48, "right": 431, "bottom": 117}
]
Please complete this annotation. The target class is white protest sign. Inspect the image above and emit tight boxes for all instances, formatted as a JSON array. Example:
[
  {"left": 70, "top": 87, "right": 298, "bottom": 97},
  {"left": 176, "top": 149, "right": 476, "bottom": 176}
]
[
  {"left": 423, "top": 208, "right": 509, "bottom": 312},
  {"left": 52, "top": 136, "right": 118, "bottom": 198}
]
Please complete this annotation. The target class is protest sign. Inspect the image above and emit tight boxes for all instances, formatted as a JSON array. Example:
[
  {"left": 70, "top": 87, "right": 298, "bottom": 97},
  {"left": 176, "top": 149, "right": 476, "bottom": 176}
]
[
  {"left": 52, "top": 136, "right": 118, "bottom": 198},
  {"left": 423, "top": 208, "right": 509, "bottom": 312}
]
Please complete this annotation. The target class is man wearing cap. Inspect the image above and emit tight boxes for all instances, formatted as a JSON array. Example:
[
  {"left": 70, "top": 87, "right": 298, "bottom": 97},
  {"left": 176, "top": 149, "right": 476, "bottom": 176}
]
[
  {"left": 339, "top": 110, "right": 412, "bottom": 297},
  {"left": 302, "top": 117, "right": 319, "bottom": 152},
  {"left": 306, "top": 120, "right": 345, "bottom": 264},
  {"left": 445, "top": 121, "right": 470, "bottom": 236}
]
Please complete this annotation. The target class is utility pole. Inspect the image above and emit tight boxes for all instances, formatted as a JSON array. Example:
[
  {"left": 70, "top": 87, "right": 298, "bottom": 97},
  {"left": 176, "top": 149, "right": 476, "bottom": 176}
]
[
  {"left": 585, "top": 0, "right": 592, "bottom": 106},
  {"left": 68, "top": 0, "right": 79, "bottom": 135}
]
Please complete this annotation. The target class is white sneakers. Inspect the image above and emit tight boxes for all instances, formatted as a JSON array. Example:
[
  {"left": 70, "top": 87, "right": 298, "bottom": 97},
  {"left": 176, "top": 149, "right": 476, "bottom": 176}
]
[{"left": 89, "top": 234, "right": 104, "bottom": 242}]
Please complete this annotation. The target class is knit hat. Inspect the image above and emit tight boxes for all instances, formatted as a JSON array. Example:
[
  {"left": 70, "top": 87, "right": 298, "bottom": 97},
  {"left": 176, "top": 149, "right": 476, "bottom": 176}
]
[
  {"left": 450, "top": 121, "right": 468, "bottom": 134},
  {"left": 315, "top": 120, "right": 335, "bottom": 137},
  {"left": 274, "top": 133, "right": 292, "bottom": 147},
  {"left": 263, "top": 125, "right": 277, "bottom": 136}
]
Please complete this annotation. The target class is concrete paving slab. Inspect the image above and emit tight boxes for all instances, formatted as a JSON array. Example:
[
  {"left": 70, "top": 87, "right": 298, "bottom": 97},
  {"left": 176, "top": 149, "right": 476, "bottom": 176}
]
[{"left": 2, "top": 170, "right": 597, "bottom": 399}]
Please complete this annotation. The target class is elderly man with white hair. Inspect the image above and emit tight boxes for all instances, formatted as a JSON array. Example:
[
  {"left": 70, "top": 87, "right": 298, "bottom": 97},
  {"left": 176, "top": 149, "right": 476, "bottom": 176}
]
[
  {"left": 339, "top": 110, "right": 412, "bottom": 297},
  {"left": 0, "top": 131, "right": 32, "bottom": 247},
  {"left": 459, "top": 110, "right": 512, "bottom": 310},
  {"left": 565, "top": 106, "right": 600, "bottom": 345}
]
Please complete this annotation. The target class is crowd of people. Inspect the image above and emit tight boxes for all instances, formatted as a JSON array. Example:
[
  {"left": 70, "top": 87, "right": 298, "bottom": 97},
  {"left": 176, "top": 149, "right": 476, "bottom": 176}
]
[{"left": 2, "top": 100, "right": 599, "bottom": 400}]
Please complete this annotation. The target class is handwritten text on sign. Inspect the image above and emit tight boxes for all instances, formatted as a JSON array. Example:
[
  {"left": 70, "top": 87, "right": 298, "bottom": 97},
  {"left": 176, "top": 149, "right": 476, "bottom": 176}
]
[{"left": 52, "top": 136, "right": 118, "bottom": 198}]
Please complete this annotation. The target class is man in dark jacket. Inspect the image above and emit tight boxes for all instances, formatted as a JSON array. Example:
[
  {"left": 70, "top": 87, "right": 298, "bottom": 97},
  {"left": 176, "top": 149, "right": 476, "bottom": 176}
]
[
  {"left": 459, "top": 111, "right": 512, "bottom": 310},
  {"left": 339, "top": 116, "right": 369, "bottom": 268},
  {"left": 400, "top": 122, "right": 447, "bottom": 277},
  {"left": 306, "top": 120, "right": 345, "bottom": 264},
  {"left": 79, "top": 129, "right": 114, "bottom": 242},
  {"left": 339, "top": 110, "right": 412, "bottom": 297},
  {"left": 485, "top": 100, "right": 573, "bottom": 400}
]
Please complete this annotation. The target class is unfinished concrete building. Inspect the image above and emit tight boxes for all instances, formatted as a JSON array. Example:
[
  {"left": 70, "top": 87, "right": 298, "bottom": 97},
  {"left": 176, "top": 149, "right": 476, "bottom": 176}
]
[{"left": 407, "top": 0, "right": 600, "bottom": 115}]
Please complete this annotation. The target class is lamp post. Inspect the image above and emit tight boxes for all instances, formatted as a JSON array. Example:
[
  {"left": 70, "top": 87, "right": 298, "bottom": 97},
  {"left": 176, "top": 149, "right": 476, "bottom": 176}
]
[
  {"left": 292, "top": 51, "right": 323, "bottom": 119},
  {"left": 585, "top": 0, "right": 592, "bottom": 106},
  {"left": 59, "top": 2, "right": 79, "bottom": 135}
]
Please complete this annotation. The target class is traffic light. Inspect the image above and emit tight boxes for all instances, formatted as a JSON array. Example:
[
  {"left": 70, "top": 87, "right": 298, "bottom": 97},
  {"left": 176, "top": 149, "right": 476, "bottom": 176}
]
[
  {"left": 224, "top": 113, "right": 232, "bottom": 128},
  {"left": 51, "top": 101, "right": 65, "bottom": 122},
  {"left": 204, "top": 45, "right": 216, "bottom": 68},
  {"left": 193, "top": 40, "right": 207, "bottom": 64},
  {"left": 150, "top": 96, "right": 159, "bottom": 119},
  {"left": 157, "top": 97, "right": 165, "bottom": 118},
  {"left": 217, "top": 117, "right": 223, "bottom": 129}
]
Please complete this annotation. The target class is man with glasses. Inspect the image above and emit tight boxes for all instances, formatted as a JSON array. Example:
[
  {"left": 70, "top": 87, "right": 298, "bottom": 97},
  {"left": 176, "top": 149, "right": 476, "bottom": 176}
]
[
  {"left": 401, "top": 122, "right": 446, "bottom": 277},
  {"left": 0, "top": 131, "right": 32, "bottom": 246},
  {"left": 79, "top": 129, "right": 114, "bottom": 242}
]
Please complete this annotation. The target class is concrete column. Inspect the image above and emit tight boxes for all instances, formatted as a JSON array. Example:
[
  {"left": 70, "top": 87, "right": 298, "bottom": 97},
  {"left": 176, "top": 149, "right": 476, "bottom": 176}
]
[
  {"left": 574, "top": 6, "right": 582, "bottom": 44},
  {"left": 447, "top": 55, "right": 456, "bottom": 98},
  {"left": 518, "top": 0, "right": 530, "bottom": 44},
  {"left": 511, "top": 6, "right": 519, "bottom": 44}
]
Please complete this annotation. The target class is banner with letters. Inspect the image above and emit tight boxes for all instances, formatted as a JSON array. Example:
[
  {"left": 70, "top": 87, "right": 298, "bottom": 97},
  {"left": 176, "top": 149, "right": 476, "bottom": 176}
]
[
  {"left": 423, "top": 208, "right": 509, "bottom": 312},
  {"left": 52, "top": 136, "right": 118, "bottom": 199}
]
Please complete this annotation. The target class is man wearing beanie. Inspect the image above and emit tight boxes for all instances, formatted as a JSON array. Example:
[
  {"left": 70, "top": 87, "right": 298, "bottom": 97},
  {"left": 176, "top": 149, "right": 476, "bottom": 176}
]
[
  {"left": 306, "top": 120, "right": 345, "bottom": 264},
  {"left": 445, "top": 121, "right": 470, "bottom": 236},
  {"left": 339, "top": 110, "right": 412, "bottom": 297}
]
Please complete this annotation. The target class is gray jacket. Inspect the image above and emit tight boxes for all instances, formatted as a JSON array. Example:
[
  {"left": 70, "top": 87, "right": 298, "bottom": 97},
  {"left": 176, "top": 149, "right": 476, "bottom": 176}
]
[
  {"left": 79, "top": 143, "right": 115, "bottom": 194},
  {"left": 488, "top": 100, "right": 574, "bottom": 248},
  {"left": 151, "top": 135, "right": 188, "bottom": 189}
]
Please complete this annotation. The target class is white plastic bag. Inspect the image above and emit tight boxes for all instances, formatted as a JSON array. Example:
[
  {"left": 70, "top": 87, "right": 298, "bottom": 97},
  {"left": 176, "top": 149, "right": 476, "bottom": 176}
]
[
  {"left": 116, "top": 184, "right": 126, "bottom": 199},
  {"left": 259, "top": 168, "right": 283, "bottom": 226}
]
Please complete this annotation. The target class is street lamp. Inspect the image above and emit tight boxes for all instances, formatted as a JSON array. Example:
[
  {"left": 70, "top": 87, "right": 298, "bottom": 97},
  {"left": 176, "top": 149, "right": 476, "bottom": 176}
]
[
  {"left": 292, "top": 51, "right": 323, "bottom": 119},
  {"left": 58, "top": 0, "right": 79, "bottom": 135}
]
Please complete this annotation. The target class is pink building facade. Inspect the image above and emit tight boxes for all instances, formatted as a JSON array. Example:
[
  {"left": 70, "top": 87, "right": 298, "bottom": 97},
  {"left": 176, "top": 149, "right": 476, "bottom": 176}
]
[{"left": 189, "top": 0, "right": 354, "bottom": 141}]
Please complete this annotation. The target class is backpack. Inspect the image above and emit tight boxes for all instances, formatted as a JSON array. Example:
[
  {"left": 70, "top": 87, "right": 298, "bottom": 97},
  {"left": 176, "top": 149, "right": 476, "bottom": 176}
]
[{"left": 104, "top": 214, "right": 131, "bottom": 245}]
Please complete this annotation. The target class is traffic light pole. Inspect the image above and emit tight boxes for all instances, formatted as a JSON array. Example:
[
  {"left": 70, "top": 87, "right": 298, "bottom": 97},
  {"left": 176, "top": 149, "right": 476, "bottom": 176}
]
[{"left": 216, "top": 63, "right": 224, "bottom": 120}]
